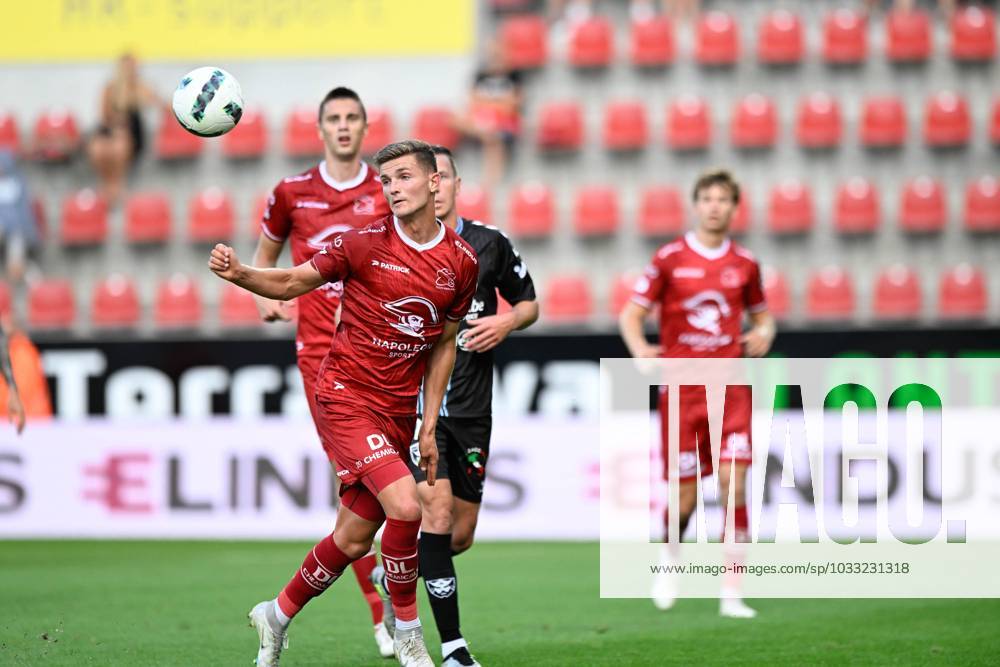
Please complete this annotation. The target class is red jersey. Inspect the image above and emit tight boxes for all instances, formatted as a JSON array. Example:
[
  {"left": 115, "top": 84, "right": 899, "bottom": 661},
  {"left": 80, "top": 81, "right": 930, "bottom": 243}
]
[
  {"left": 311, "top": 216, "right": 479, "bottom": 415},
  {"left": 631, "top": 232, "right": 767, "bottom": 358},
  {"left": 261, "top": 162, "right": 391, "bottom": 358}
]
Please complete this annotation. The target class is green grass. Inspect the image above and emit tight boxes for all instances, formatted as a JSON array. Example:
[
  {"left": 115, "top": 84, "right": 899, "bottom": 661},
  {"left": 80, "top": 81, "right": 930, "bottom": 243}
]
[{"left": 1, "top": 541, "right": 997, "bottom": 665}]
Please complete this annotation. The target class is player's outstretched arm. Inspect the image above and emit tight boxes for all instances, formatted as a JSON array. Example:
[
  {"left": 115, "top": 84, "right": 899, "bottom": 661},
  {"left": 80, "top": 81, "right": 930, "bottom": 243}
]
[
  {"left": 250, "top": 234, "right": 292, "bottom": 322},
  {"left": 417, "top": 320, "right": 462, "bottom": 486},
  {"left": 618, "top": 300, "right": 662, "bottom": 358},
  {"left": 463, "top": 299, "right": 539, "bottom": 352},
  {"left": 208, "top": 244, "right": 324, "bottom": 301}
]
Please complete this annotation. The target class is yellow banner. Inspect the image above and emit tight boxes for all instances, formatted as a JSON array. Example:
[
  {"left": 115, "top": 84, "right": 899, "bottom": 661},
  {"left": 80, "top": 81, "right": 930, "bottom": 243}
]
[{"left": 0, "top": 0, "right": 472, "bottom": 61}]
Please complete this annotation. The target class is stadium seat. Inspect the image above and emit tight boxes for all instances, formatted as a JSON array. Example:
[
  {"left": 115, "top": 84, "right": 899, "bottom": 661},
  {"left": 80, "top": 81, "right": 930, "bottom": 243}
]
[
  {"left": 873, "top": 265, "right": 922, "bottom": 320},
  {"left": 91, "top": 274, "right": 140, "bottom": 328},
  {"left": 768, "top": 181, "right": 813, "bottom": 234},
  {"left": 696, "top": 11, "right": 740, "bottom": 65},
  {"left": 155, "top": 108, "right": 203, "bottom": 160},
  {"left": 457, "top": 184, "right": 491, "bottom": 224},
  {"left": 886, "top": 9, "right": 932, "bottom": 62},
  {"left": 796, "top": 92, "right": 842, "bottom": 149},
  {"left": 806, "top": 267, "right": 855, "bottom": 320},
  {"left": 28, "top": 278, "right": 76, "bottom": 329},
  {"left": 537, "top": 102, "right": 583, "bottom": 151},
  {"left": 249, "top": 193, "right": 269, "bottom": 238},
  {"left": 834, "top": 178, "right": 880, "bottom": 234},
  {"left": 964, "top": 176, "right": 1000, "bottom": 232},
  {"left": 60, "top": 189, "right": 107, "bottom": 246},
  {"left": 938, "top": 265, "right": 988, "bottom": 318},
  {"left": 219, "top": 282, "right": 262, "bottom": 327},
  {"left": 602, "top": 101, "right": 648, "bottom": 151},
  {"left": 283, "top": 107, "right": 323, "bottom": 158},
  {"left": 573, "top": 187, "right": 619, "bottom": 237},
  {"left": 630, "top": 16, "right": 675, "bottom": 67},
  {"left": 731, "top": 94, "right": 777, "bottom": 149},
  {"left": 125, "top": 192, "right": 172, "bottom": 244},
  {"left": 543, "top": 274, "right": 593, "bottom": 323},
  {"left": 731, "top": 191, "right": 751, "bottom": 234},
  {"left": 923, "top": 91, "right": 970, "bottom": 147},
  {"left": 609, "top": 273, "right": 639, "bottom": 316},
  {"left": 757, "top": 10, "right": 804, "bottom": 65},
  {"left": 860, "top": 96, "right": 907, "bottom": 148},
  {"left": 0, "top": 112, "right": 19, "bottom": 153},
  {"left": 33, "top": 109, "right": 81, "bottom": 161},
  {"left": 822, "top": 9, "right": 867, "bottom": 64},
  {"left": 361, "top": 107, "right": 394, "bottom": 156},
  {"left": 899, "top": 177, "right": 946, "bottom": 233},
  {"left": 32, "top": 197, "right": 47, "bottom": 240},
  {"left": 154, "top": 274, "right": 202, "bottom": 327},
  {"left": 412, "top": 106, "right": 459, "bottom": 148},
  {"left": 991, "top": 99, "right": 1000, "bottom": 145},
  {"left": 188, "top": 187, "right": 234, "bottom": 242},
  {"left": 221, "top": 108, "right": 266, "bottom": 158},
  {"left": 568, "top": 16, "right": 614, "bottom": 68},
  {"left": 761, "top": 266, "right": 790, "bottom": 319},
  {"left": 950, "top": 7, "right": 996, "bottom": 62},
  {"left": 499, "top": 15, "right": 548, "bottom": 70},
  {"left": 508, "top": 183, "right": 555, "bottom": 238},
  {"left": 638, "top": 186, "right": 685, "bottom": 237},
  {"left": 665, "top": 95, "right": 711, "bottom": 150}
]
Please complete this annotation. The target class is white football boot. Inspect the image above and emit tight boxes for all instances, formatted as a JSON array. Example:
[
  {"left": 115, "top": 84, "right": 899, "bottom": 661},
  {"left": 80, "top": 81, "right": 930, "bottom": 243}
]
[
  {"left": 394, "top": 625, "right": 435, "bottom": 667},
  {"left": 371, "top": 564, "right": 396, "bottom": 637},
  {"left": 719, "top": 589, "right": 758, "bottom": 618},
  {"left": 248, "top": 600, "right": 288, "bottom": 666},
  {"left": 375, "top": 622, "right": 395, "bottom": 658}
]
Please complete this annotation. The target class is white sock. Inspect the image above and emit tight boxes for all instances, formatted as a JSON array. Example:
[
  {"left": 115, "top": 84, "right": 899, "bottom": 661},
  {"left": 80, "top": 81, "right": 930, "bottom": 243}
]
[
  {"left": 395, "top": 617, "right": 421, "bottom": 632},
  {"left": 271, "top": 599, "right": 291, "bottom": 628},
  {"left": 441, "top": 637, "right": 468, "bottom": 658}
]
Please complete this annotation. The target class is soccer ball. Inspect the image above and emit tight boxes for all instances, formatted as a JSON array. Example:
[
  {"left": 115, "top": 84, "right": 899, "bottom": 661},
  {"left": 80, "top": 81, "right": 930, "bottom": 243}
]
[{"left": 172, "top": 67, "right": 244, "bottom": 137}]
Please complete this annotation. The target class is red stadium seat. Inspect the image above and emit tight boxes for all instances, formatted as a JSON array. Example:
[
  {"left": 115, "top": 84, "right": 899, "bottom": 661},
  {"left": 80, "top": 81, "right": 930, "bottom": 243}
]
[
  {"left": 886, "top": 9, "right": 932, "bottom": 62},
  {"left": 33, "top": 109, "right": 81, "bottom": 161},
  {"left": 28, "top": 279, "right": 76, "bottom": 329},
  {"left": 283, "top": 107, "right": 323, "bottom": 158},
  {"left": 248, "top": 193, "right": 269, "bottom": 239},
  {"left": 638, "top": 186, "right": 685, "bottom": 237},
  {"left": 221, "top": 108, "right": 266, "bottom": 158},
  {"left": 923, "top": 91, "right": 970, "bottom": 147},
  {"left": 873, "top": 265, "right": 922, "bottom": 320},
  {"left": 31, "top": 197, "right": 47, "bottom": 241},
  {"left": 155, "top": 274, "right": 202, "bottom": 327},
  {"left": 361, "top": 107, "right": 394, "bottom": 156},
  {"left": 761, "top": 266, "right": 790, "bottom": 319},
  {"left": 938, "top": 265, "right": 988, "bottom": 318},
  {"left": 537, "top": 102, "right": 583, "bottom": 151},
  {"left": 573, "top": 187, "right": 619, "bottom": 237},
  {"left": 543, "top": 274, "right": 593, "bottom": 322},
  {"left": 768, "top": 181, "right": 813, "bottom": 234},
  {"left": 569, "top": 16, "right": 614, "bottom": 68},
  {"left": 457, "top": 185, "right": 491, "bottom": 224},
  {"left": 508, "top": 183, "right": 555, "bottom": 238},
  {"left": 0, "top": 112, "right": 20, "bottom": 153},
  {"left": 665, "top": 95, "right": 711, "bottom": 150},
  {"left": 61, "top": 189, "right": 107, "bottom": 246},
  {"left": 731, "top": 191, "right": 751, "bottom": 234},
  {"left": 834, "top": 178, "right": 880, "bottom": 234},
  {"left": 796, "top": 92, "right": 842, "bottom": 149},
  {"left": 603, "top": 101, "right": 648, "bottom": 151},
  {"left": 806, "top": 267, "right": 855, "bottom": 320},
  {"left": 188, "top": 187, "right": 234, "bottom": 242},
  {"left": 860, "top": 96, "right": 907, "bottom": 148},
  {"left": 822, "top": 9, "right": 868, "bottom": 64},
  {"left": 758, "top": 10, "right": 804, "bottom": 65},
  {"left": 731, "top": 94, "right": 777, "bottom": 149},
  {"left": 991, "top": 99, "right": 1000, "bottom": 145},
  {"left": 125, "top": 192, "right": 172, "bottom": 244},
  {"left": 91, "top": 274, "right": 140, "bottom": 328},
  {"left": 219, "top": 282, "right": 262, "bottom": 327},
  {"left": 630, "top": 16, "right": 675, "bottom": 67},
  {"left": 900, "top": 177, "right": 946, "bottom": 233},
  {"left": 951, "top": 7, "right": 996, "bottom": 62},
  {"left": 500, "top": 15, "right": 548, "bottom": 70},
  {"left": 696, "top": 11, "right": 740, "bottom": 65},
  {"left": 609, "top": 273, "right": 639, "bottom": 316},
  {"left": 412, "top": 106, "right": 459, "bottom": 148},
  {"left": 155, "top": 108, "right": 203, "bottom": 160},
  {"left": 964, "top": 176, "right": 1000, "bottom": 232}
]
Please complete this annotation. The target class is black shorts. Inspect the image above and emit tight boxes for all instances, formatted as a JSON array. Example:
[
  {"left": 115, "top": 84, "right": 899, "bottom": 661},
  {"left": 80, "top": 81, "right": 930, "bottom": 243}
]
[{"left": 406, "top": 416, "right": 492, "bottom": 503}]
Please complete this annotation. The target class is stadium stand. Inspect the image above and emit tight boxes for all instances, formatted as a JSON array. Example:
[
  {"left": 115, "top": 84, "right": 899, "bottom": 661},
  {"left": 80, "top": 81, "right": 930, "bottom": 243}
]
[
  {"left": 822, "top": 8, "right": 867, "bottom": 64},
  {"left": 900, "top": 178, "right": 946, "bottom": 233},
  {"left": 543, "top": 274, "right": 593, "bottom": 323},
  {"left": 666, "top": 96, "right": 712, "bottom": 150},
  {"left": 568, "top": 16, "right": 614, "bottom": 69},
  {"left": 155, "top": 108, "right": 203, "bottom": 160},
  {"left": 125, "top": 192, "right": 172, "bottom": 244},
  {"left": 886, "top": 8, "right": 933, "bottom": 63},
  {"left": 951, "top": 7, "right": 996, "bottom": 62},
  {"left": 154, "top": 274, "right": 202, "bottom": 328},
  {"left": 834, "top": 178, "right": 880, "bottom": 234},
  {"left": 33, "top": 110, "right": 80, "bottom": 162},
  {"left": 873, "top": 265, "right": 922, "bottom": 320},
  {"left": 806, "top": 267, "right": 855, "bottom": 320},
  {"left": 696, "top": 11, "right": 740, "bottom": 66},
  {"left": 284, "top": 107, "right": 323, "bottom": 158},
  {"left": 938, "top": 265, "right": 988, "bottom": 319},
  {"left": 573, "top": 186, "right": 619, "bottom": 237},
  {"left": 630, "top": 16, "right": 675, "bottom": 67},
  {"left": 603, "top": 101, "right": 648, "bottom": 151},
  {"left": 221, "top": 109, "right": 267, "bottom": 159},
  {"left": 964, "top": 176, "right": 1000, "bottom": 232},
  {"left": 91, "top": 274, "right": 140, "bottom": 328},
  {"left": 796, "top": 92, "right": 842, "bottom": 149},
  {"left": 638, "top": 186, "right": 685, "bottom": 238},
  {"left": 458, "top": 185, "right": 492, "bottom": 224},
  {"left": 0, "top": 113, "right": 20, "bottom": 153},
  {"left": 499, "top": 14, "right": 547, "bottom": 70},
  {"left": 28, "top": 279, "right": 76, "bottom": 329},
  {"left": 508, "top": 182, "right": 555, "bottom": 238},
  {"left": 60, "top": 189, "right": 107, "bottom": 246},
  {"left": 412, "top": 106, "right": 460, "bottom": 149},
  {"left": 361, "top": 108, "right": 395, "bottom": 156},
  {"left": 188, "top": 187, "right": 234, "bottom": 242},
  {"left": 757, "top": 10, "right": 804, "bottom": 65}
]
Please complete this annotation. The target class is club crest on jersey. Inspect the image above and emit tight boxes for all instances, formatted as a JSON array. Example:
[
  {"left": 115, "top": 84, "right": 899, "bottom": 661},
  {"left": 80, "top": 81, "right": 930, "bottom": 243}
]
[
  {"left": 720, "top": 267, "right": 742, "bottom": 288},
  {"left": 353, "top": 195, "right": 376, "bottom": 215},
  {"left": 382, "top": 296, "right": 440, "bottom": 338},
  {"left": 435, "top": 268, "right": 457, "bottom": 291},
  {"left": 682, "top": 290, "right": 731, "bottom": 336}
]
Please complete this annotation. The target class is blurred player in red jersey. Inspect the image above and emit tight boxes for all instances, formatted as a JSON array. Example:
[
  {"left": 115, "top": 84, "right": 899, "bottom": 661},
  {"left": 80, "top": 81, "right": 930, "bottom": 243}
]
[
  {"left": 618, "top": 170, "right": 776, "bottom": 618},
  {"left": 249, "top": 86, "right": 395, "bottom": 657},
  {"left": 210, "top": 140, "right": 478, "bottom": 667}
]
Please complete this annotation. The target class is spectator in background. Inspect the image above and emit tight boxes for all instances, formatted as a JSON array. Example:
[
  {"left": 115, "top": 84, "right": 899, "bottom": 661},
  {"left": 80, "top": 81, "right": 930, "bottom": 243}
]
[
  {"left": 0, "top": 312, "right": 51, "bottom": 432},
  {"left": 86, "top": 53, "right": 162, "bottom": 206},
  {"left": 0, "top": 151, "right": 40, "bottom": 284}
]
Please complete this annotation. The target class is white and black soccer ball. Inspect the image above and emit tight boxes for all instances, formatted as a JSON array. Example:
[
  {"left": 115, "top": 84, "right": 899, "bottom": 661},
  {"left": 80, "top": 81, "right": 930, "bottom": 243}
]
[{"left": 172, "top": 67, "right": 244, "bottom": 137}]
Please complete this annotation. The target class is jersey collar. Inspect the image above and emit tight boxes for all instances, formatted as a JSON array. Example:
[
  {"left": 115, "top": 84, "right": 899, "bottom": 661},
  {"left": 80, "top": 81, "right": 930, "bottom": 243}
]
[
  {"left": 318, "top": 161, "right": 368, "bottom": 192},
  {"left": 394, "top": 215, "right": 446, "bottom": 252},
  {"left": 684, "top": 231, "right": 730, "bottom": 260}
]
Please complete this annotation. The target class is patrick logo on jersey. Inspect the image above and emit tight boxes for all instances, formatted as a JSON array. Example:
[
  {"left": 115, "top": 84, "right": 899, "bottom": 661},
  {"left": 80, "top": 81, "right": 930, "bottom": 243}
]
[{"left": 679, "top": 290, "right": 733, "bottom": 350}]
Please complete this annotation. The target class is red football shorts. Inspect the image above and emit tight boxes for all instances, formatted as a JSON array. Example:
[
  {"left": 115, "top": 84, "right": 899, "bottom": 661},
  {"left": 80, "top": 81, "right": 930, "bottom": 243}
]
[
  {"left": 297, "top": 353, "right": 324, "bottom": 427},
  {"left": 659, "top": 384, "right": 752, "bottom": 481}
]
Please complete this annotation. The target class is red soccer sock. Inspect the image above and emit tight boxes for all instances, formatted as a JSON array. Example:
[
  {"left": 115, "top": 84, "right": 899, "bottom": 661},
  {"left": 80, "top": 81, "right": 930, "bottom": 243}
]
[
  {"left": 276, "top": 533, "right": 353, "bottom": 619},
  {"left": 380, "top": 517, "right": 422, "bottom": 623},
  {"left": 351, "top": 552, "right": 384, "bottom": 625}
]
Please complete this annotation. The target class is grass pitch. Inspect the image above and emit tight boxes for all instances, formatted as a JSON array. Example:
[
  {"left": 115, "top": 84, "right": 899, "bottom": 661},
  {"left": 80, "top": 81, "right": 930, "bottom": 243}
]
[{"left": 1, "top": 541, "right": 997, "bottom": 665}]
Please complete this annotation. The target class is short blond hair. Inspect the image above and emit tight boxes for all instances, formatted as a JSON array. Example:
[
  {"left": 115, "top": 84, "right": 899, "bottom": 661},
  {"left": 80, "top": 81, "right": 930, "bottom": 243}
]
[{"left": 692, "top": 169, "right": 741, "bottom": 204}]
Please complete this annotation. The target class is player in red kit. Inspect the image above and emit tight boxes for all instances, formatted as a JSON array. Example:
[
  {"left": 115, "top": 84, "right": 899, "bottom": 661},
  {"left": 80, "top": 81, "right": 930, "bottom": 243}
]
[
  {"left": 618, "top": 170, "right": 776, "bottom": 619},
  {"left": 249, "top": 86, "right": 394, "bottom": 657},
  {"left": 210, "top": 140, "right": 478, "bottom": 667}
]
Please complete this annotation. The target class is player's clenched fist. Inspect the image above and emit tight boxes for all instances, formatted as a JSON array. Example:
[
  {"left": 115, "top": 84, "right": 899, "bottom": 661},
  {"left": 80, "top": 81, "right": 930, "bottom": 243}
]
[{"left": 208, "top": 243, "right": 242, "bottom": 281}]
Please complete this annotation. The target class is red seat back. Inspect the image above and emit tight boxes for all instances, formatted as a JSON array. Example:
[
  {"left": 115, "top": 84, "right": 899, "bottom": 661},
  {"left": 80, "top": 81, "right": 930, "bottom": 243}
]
[
  {"left": 823, "top": 9, "right": 867, "bottom": 64},
  {"left": 964, "top": 176, "right": 1000, "bottom": 232},
  {"left": 28, "top": 279, "right": 76, "bottom": 329},
  {"left": 155, "top": 274, "right": 202, "bottom": 327},
  {"left": 91, "top": 274, "right": 140, "bottom": 327},
  {"left": 638, "top": 186, "right": 685, "bottom": 237},
  {"left": 887, "top": 9, "right": 932, "bottom": 62},
  {"left": 574, "top": 187, "right": 619, "bottom": 236},
  {"left": 630, "top": 17, "right": 675, "bottom": 67},
  {"left": 807, "top": 267, "right": 855, "bottom": 319},
  {"left": 508, "top": 183, "right": 555, "bottom": 238},
  {"left": 61, "top": 189, "right": 108, "bottom": 246},
  {"left": 188, "top": 187, "right": 234, "bottom": 242},
  {"left": 126, "top": 192, "right": 172, "bottom": 244},
  {"left": 874, "top": 265, "right": 922, "bottom": 319},
  {"left": 666, "top": 95, "right": 711, "bottom": 150},
  {"left": 696, "top": 11, "right": 740, "bottom": 65},
  {"left": 899, "top": 178, "right": 945, "bottom": 233},
  {"left": 500, "top": 15, "right": 548, "bottom": 70},
  {"left": 603, "top": 101, "right": 648, "bottom": 151},
  {"left": 796, "top": 92, "right": 842, "bottom": 148},
  {"left": 951, "top": 7, "right": 996, "bottom": 61},
  {"left": 939, "top": 265, "right": 987, "bottom": 318},
  {"left": 834, "top": 178, "right": 880, "bottom": 234},
  {"left": 569, "top": 16, "right": 614, "bottom": 68},
  {"left": 758, "top": 10, "right": 804, "bottom": 64}
]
